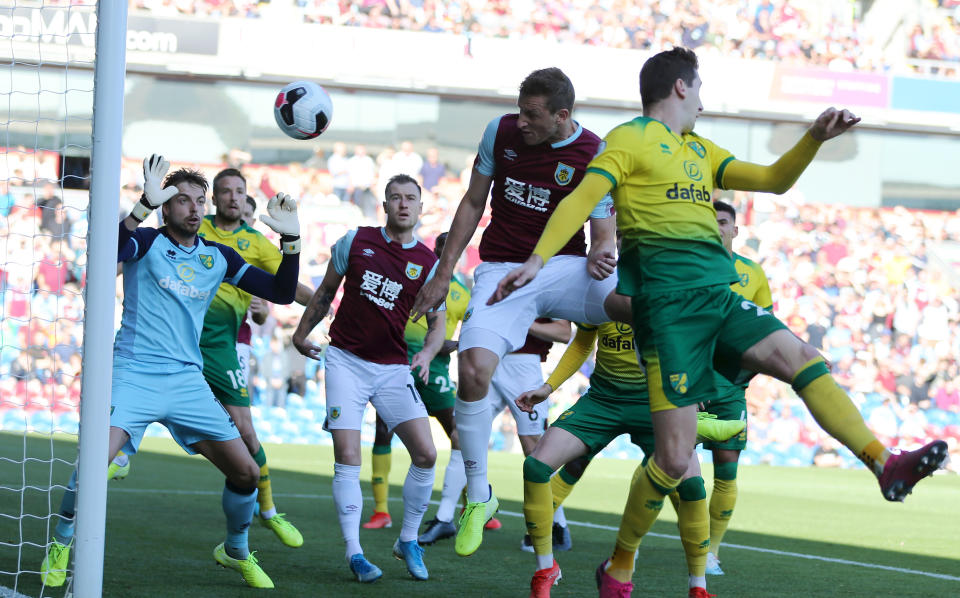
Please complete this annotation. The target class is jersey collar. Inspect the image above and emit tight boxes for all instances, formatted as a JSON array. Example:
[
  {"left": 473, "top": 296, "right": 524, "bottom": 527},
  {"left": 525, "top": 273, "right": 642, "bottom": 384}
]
[
  {"left": 550, "top": 121, "right": 583, "bottom": 149},
  {"left": 380, "top": 227, "right": 418, "bottom": 249}
]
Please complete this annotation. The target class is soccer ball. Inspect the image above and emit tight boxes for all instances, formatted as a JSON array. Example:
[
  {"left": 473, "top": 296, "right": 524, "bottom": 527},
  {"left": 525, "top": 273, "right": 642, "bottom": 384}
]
[{"left": 273, "top": 81, "right": 333, "bottom": 140}]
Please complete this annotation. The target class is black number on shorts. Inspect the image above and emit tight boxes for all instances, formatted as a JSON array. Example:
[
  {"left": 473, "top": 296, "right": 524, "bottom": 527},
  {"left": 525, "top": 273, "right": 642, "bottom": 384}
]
[{"left": 407, "top": 384, "right": 420, "bottom": 404}]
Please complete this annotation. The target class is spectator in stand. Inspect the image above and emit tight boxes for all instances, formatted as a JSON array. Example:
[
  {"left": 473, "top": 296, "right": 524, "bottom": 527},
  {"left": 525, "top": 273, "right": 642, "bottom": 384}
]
[
  {"left": 420, "top": 147, "right": 446, "bottom": 193},
  {"left": 327, "top": 142, "right": 351, "bottom": 202},
  {"left": 346, "top": 144, "right": 377, "bottom": 220}
]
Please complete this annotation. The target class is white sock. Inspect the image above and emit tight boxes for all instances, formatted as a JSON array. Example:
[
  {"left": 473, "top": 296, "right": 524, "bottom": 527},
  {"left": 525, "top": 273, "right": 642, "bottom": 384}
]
[
  {"left": 455, "top": 397, "right": 492, "bottom": 503},
  {"left": 112, "top": 453, "right": 129, "bottom": 467},
  {"left": 333, "top": 462, "right": 363, "bottom": 557},
  {"left": 536, "top": 553, "right": 554, "bottom": 571},
  {"left": 436, "top": 449, "right": 465, "bottom": 523},
  {"left": 553, "top": 505, "right": 567, "bottom": 527},
  {"left": 689, "top": 574, "right": 706, "bottom": 589},
  {"left": 260, "top": 507, "right": 277, "bottom": 519},
  {"left": 400, "top": 464, "right": 435, "bottom": 542}
]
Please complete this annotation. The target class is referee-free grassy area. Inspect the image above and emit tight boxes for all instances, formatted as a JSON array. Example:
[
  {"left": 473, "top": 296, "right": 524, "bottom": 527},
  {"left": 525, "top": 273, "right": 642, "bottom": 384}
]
[{"left": 1, "top": 431, "right": 958, "bottom": 598}]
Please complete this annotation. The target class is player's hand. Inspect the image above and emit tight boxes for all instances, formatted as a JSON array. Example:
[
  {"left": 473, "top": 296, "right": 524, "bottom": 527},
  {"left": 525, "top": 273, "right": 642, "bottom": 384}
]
[
  {"left": 586, "top": 247, "right": 617, "bottom": 280},
  {"left": 259, "top": 193, "right": 300, "bottom": 237},
  {"left": 515, "top": 383, "right": 552, "bottom": 413},
  {"left": 411, "top": 274, "right": 449, "bottom": 322},
  {"left": 808, "top": 107, "right": 860, "bottom": 142},
  {"left": 488, "top": 255, "right": 544, "bottom": 305},
  {"left": 292, "top": 332, "right": 323, "bottom": 361},
  {"left": 410, "top": 353, "right": 431, "bottom": 384},
  {"left": 141, "top": 154, "right": 177, "bottom": 208}
]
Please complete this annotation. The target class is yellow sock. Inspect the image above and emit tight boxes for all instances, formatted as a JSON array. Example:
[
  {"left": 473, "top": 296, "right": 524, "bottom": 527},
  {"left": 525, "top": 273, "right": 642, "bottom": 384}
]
[
  {"left": 709, "top": 477, "right": 736, "bottom": 557},
  {"left": 675, "top": 476, "right": 708, "bottom": 576},
  {"left": 523, "top": 457, "right": 555, "bottom": 556},
  {"left": 252, "top": 446, "right": 274, "bottom": 514},
  {"left": 371, "top": 446, "right": 391, "bottom": 513},
  {"left": 667, "top": 489, "right": 680, "bottom": 513},
  {"left": 550, "top": 470, "right": 576, "bottom": 511},
  {"left": 793, "top": 359, "right": 888, "bottom": 475},
  {"left": 609, "top": 460, "right": 681, "bottom": 583}
]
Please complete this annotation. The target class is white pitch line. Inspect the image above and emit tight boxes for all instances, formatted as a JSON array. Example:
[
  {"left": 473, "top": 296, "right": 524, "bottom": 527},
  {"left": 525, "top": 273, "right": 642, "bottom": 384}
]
[
  {"left": 108, "top": 487, "right": 960, "bottom": 583},
  {"left": 0, "top": 585, "right": 33, "bottom": 598}
]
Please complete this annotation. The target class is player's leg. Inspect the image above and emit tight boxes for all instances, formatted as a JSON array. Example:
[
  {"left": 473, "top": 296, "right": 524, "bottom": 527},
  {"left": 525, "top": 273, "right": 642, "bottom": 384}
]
[
  {"left": 454, "top": 261, "right": 541, "bottom": 555},
  {"left": 192, "top": 436, "right": 273, "bottom": 589},
  {"left": 673, "top": 453, "right": 710, "bottom": 597},
  {"left": 42, "top": 427, "right": 130, "bottom": 587},
  {"left": 551, "top": 456, "right": 590, "bottom": 510},
  {"left": 374, "top": 375, "right": 435, "bottom": 580},
  {"left": 324, "top": 346, "right": 382, "bottom": 582},
  {"left": 704, "top": 448, "right": 739, "bottom": 575},
  {"left": 108, "top": 449, "right": 130, "bottom": 480},
  {"left": 364, "top": 413, "right": 395, "bottom": 529},
  {"left": 419, "top": 403, "right": 463, "bottom": 545},
  {"left": 729, "top": 306, "right": 947, "bottom": 500}
]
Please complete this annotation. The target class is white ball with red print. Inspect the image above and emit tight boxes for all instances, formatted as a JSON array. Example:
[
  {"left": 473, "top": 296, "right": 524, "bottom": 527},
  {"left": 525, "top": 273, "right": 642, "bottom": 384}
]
[{"left": 273, "top": 80, "right": 333, "bottom": 140}]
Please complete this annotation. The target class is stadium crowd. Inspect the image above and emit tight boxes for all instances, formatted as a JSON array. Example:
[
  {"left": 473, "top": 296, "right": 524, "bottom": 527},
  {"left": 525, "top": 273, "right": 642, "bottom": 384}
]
[
  {"left": 2, "top": 142, "right": 960, "bottom": 473},
  {"left": 125, "top": 0, "right": 960, "bottom": 76}
]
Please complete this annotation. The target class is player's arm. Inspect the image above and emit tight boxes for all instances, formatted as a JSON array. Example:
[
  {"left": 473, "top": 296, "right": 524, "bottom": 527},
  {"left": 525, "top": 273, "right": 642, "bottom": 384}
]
[
  {"left": 295, "top": 282, "right": 315, "bottom": 306},
  {"left": 527, "top": 319, "right": 572, "bottom": 344},
  {"left": 720, "top": 108, "right": 859, "bottom": 194},
  {"left": 586, "top": 196, "right": 617, "bottom": 280},
  {"left": 410, "top": 310, "right": 446, "bottom": 383},
  {"left": 516, "top": 325, "right": 597, "bottom": 413},
  {"left": 410, "top": 168, "right": 492, "bottom": 320},
  {"left": 249, "top": 296, "right": 269, "bottom": 325},
  {"left": 119, "top": 154, "right": 179, "bottom": 260},
  {"left": 292, "top": 260, "right": 344, "bottom": 360},
  {"left": 231, "top": 193, "right": 301, "bottom": 304}
]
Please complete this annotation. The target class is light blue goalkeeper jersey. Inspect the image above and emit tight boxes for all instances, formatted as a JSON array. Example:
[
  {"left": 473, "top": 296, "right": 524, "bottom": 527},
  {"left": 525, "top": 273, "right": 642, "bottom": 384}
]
[{"left": 114, "top": 228, "right": 250, "bottom": 372}]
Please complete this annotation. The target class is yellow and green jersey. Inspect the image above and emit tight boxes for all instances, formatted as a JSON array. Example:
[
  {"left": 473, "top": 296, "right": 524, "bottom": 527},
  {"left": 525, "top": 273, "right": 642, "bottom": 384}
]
[
  {"left": 731, "top": 252, "right": 772, "bottom": 310},
  {"left": 404, "top": 274, "right": 471, "bottom": 366},
  {"left": 198, "top": 216, "right": 282, "bottom": 346},
  {"left": 579, "top": 321, "right": 647, "bottom": 400},
  {"left": 586, "top": 117, "right": 738, "bottom": 294}
]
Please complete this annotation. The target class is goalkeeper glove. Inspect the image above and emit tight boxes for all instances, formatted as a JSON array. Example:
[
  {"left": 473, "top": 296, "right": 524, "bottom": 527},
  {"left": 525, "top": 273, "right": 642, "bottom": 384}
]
[
  {"left": 130, "top": 154, "right": 177, "bottom": 222},
  {"left": 259, "top": 193, "right": 301, "bottom": 254}
]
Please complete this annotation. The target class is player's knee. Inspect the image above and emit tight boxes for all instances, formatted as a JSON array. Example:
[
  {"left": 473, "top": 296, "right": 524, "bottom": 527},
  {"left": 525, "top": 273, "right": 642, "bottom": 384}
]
[
  {"left": 563, "top": 455, "right": 590, "bottom": 480},
  {"left": 658, "top": 450, "right": 692, "bottom": 479},
  {"left": 411, "top": 445, "right": 437, "bottom": 469},
  {"left": 458, "top": 355, "right": 494, "bottom": 398},
  {"left": 230, "top": 461, "right": 260, "bottom": 487}
]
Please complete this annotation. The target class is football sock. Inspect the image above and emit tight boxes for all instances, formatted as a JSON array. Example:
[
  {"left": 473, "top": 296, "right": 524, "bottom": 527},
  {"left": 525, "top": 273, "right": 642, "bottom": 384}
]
[
  {"left": 455, "top": 397, "right": 493, "bottom": 503},
  {"left": 609, "top": 460, "right": 681, "bottom": 583},
  {"left": 551, "top": 466, "right": 577, "bottom": 510},
  {"left": 709, "top": 462, "right": 738, "bottom": 557},
  {"left": 523, "top": 457, "right": 556, "bottom": 559},
  {"left": 252, "top": 446, "right": 276, "bottom": 519},
  {"left": 553, "top": 505, "right": 567, "bottom": 527},
  {"left": 222, "top": 480, "right": 257, "bottom": 560},
  {"left": 793, "top": 358, "right": 889, "bottom": 475},
  {"left": 333, "top": 462, "right": 363, "bottom": 557},
  {"left": 111, "top": 451, "right": 128, "bottom": 468},
  {"left": 54, "top": 469, "right": 77, "bottom": 545},
  {"left": 371, "top": 444, "right": 392, "bottom": 514},
  {"left": 400, "top": 465, "right": 435, "bottom": 542},
  {"left": 676, "top": 476, "right": 709, "bottom": 579},
  {"left": 436, "top": 449, "right": 465, "bottom": 522}
]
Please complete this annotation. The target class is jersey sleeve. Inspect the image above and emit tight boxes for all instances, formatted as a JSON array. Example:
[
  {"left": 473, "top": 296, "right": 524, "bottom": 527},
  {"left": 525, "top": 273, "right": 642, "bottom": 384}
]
[
  {"left": 588, "top": 194, "right": 615, "bottom": 219},
  {"left": 331, "top": 229, "right": 358, "bottom": 276},
  {"left": 699, "top": 136, "right": 737, "bottom": 190},
  {"left": 118, "top": 225, "right": 160, "bottom": 263},
  {"left": 586, "top": 124, "right": 648, "bottom": 189},
  {"left": 474, "top": 116, "right": 502, "bottom": 177}
]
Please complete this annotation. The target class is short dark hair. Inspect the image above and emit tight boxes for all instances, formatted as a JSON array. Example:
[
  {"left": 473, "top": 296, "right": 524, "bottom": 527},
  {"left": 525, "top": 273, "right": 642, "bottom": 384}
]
[
  {"left": 384, "top": 174, "right": 421, "bottom": 199},
  {"left": 640, "top": 47, "right": 699, "bottom": 109},
  {"left": 434, "top": 231, "right": 448, "bottom": 256},
  {"left": 519, "top": 68, "right": 575, "bottom": 113},
  {"left": 713, "top": 200, "right": 736, "bottom": 219},
  {"left": 245, "top": 194, "right": 257, "bottom": 212},
  {"left": 163, "top": 168, "right": 208, "bottom": 193},
  {"left": 212, "top": 168, "right": 245, "bottom": 193}
]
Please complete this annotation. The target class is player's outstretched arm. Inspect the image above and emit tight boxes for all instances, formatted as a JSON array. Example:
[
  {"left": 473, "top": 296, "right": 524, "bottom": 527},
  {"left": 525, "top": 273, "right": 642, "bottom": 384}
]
[
  {"left": 292, "top": 260, "right": 344, "bottom": 361},
  {"left": 123, "top": 154, "right": 178, "bottom": 232},
  {"left": 515, "top": 326, "right": 597, "bottom": 413},
  {"left": 410, "top": 168, "right": 492, "bottom": 321},
  {"left": 489, "top": 172, "right": 613, "bottom": 305},
  {"left": 587, "top": 210, "right": 617, "bottom": 281},
  {"left": 234, "top": 193, "right": 302, "bottom": 304},
  {"left": 528, "top": 319, "right": 573, "bottom": 344},
  {"left": 410, "top": 310, "right": 446, "bottom": 383},
  {"left": 722, "top": 107, "right": 860, "bottom": 194}
]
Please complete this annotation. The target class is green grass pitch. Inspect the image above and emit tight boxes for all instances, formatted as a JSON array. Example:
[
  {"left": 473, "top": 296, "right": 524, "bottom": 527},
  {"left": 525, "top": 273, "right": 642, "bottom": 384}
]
[{"left": 1, "top": 432, "right": 958, "bottom": 597}]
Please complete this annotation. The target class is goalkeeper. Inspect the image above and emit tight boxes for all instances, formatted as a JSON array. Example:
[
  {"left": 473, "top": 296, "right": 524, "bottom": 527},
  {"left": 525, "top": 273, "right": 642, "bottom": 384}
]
[{"left": 41, "top": 156, "right": 301, "bottom": 590}]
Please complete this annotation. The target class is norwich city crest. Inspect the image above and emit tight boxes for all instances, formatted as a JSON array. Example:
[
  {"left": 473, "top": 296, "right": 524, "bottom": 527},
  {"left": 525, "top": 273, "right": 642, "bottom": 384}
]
[
  {"left": 237, "top": 239, "right": 250, "bottom": 251},
  {"left": 687, "top": 141, "right": 706, "bottom": 158},
  {"left": 554, "top": 162, "right": 575, "bottom": 186},
  {"left": 405, "top": 262, "right": 423, "bottom": 280},
  {"left": 669, "top": 372, "right": 688, "bottom": 394},
  {"left": 198, "top": 254, "right": 214, "bottom": 269}
]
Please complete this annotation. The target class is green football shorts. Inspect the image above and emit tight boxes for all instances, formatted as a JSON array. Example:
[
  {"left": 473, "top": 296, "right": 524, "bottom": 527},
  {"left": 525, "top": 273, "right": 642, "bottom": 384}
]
[
  {"left": 201, "top": 342, "right": 250, "bottom": 407},
  {"left": 549, "top": 389, "right": 655, "bottom": 458}
]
